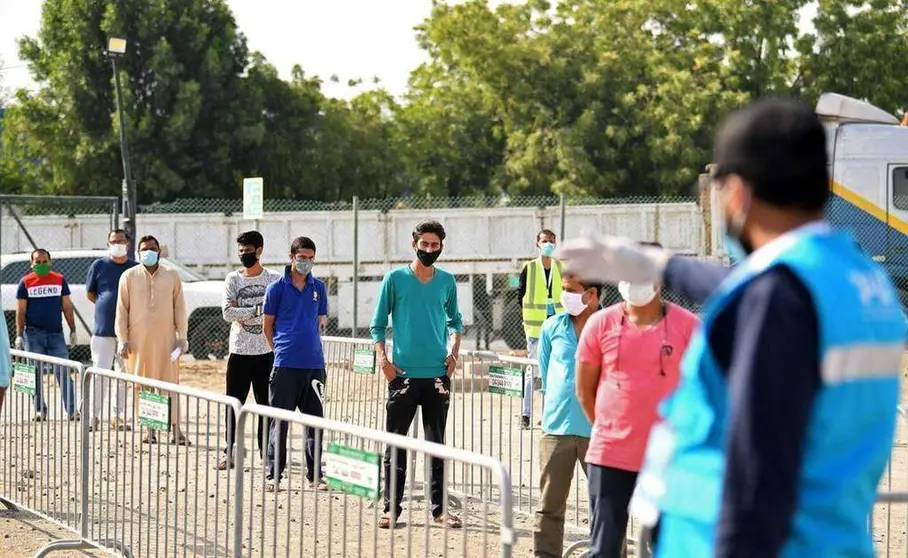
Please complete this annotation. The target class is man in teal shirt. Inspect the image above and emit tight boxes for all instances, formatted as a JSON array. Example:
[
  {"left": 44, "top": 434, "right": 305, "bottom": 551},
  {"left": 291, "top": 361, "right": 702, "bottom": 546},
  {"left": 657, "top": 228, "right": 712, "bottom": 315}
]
[
  {"left": 534, "top": 274, "right": 602, "bottom": 557},
  {"left": 370, "top": 220, "right": 464, "bottom": 530}
]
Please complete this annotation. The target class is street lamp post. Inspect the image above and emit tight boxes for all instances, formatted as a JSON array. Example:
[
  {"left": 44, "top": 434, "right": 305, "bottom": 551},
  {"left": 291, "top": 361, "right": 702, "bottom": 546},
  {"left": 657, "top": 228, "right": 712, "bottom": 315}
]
[{"left": 107, "top": 37, "right": 137, "bottom": 256}]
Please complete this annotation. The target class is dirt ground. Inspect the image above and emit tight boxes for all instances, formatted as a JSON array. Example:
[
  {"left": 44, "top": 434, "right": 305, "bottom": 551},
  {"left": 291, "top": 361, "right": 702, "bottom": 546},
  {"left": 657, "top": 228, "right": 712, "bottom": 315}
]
[{"left": 2, "top": 353, "right": 908, "bottom": 557}]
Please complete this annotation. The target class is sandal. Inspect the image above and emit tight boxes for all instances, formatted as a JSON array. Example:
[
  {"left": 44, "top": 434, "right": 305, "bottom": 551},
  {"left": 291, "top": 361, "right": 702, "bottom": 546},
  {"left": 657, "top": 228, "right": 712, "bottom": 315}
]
[
  {"left": 307, "top": 479, "right": 330, "bottom": 491},
  {"left": 142, "top": 432, "right": 158, "bottom": 444},
  {"left": 433, "top": 514, "right": 463, "bottom": 529},
  {"left": 171, "top": 433, "right": 191, "bottom": 446},
  {"left": 378, "top": 515, "right": 399, "bottom": 530},
  {"left": 265, "top": 478, "right": 279, "bottom": 492},
  {"left": 217, "top": 456, "right": 233, "bottom": 471}
]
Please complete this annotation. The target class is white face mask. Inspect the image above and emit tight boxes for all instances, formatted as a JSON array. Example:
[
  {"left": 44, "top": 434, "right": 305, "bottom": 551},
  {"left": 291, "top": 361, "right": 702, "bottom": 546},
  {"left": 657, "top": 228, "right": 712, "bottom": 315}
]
[
  {"left": 560, "top": 291, "right": 587, "bottom": 316},
  {"left": 618, "top": 281, "right": 657, "bottom": 307},
  {"left": 108, "top": 243, "right": 128, "bottom": 258}
]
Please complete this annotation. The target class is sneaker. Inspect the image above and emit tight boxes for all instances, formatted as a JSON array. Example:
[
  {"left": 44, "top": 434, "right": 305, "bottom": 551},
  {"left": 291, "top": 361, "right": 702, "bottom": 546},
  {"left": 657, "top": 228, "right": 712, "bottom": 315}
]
[
  {"left": 265, "top": 478, "right": 279, "bottom": 492},
  {"left": 33, "top": 412, "right": 47, "bottom": 422},
  {"left": 217, "top": 456, "right": 234, "bottom": 471},
  {"left": 521, "top": 415, "right": 530, "bottom": 429},
  {"left": 69, "top": 412, "right": 81, "bottom": 422},
  {"left": 88, "top": 418, "right": 101, "bottom": 432}
]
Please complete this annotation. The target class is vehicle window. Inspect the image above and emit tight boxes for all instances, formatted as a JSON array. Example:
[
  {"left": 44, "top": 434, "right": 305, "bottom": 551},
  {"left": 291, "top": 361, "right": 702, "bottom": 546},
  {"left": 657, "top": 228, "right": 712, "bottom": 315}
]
[
  {"left": 0, "top": 261, "right": 31, "bottom": 284},
  {"left": 160, "top": 258, "right": 202, "bottom": 283},
  {"left": 892, "top": 166, "right": 908, "bottom": 211},
  {"left": 52, "top": 257, "right": 97, "bottom": 284}
]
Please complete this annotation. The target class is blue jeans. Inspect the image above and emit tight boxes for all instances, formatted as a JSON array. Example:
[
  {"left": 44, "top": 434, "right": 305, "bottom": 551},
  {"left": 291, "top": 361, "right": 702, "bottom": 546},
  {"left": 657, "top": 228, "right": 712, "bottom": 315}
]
[{"left": 23, "top": 328, "right": 75, "bottom": 416}]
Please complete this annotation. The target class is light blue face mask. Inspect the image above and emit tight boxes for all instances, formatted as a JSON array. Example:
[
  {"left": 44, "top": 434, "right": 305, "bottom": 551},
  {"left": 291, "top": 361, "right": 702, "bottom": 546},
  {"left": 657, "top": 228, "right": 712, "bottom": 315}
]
[
  {"left": 539, "top": 242, "right": 556, "bottom": 257},
  {"left": 721, "top": 184, "right": 751, "bottom": 264},
  {"left": 723, "top": 233, "right": 748, "bottom": 264},
  {"left": 139, "top": 250, "right": 159, "bottom": 266}
]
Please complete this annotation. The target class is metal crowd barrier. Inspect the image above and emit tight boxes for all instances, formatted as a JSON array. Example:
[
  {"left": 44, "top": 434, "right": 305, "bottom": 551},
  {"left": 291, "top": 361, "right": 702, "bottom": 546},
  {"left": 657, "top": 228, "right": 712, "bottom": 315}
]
[
  {"left": 233, "top": 403, "right": 517, "bottom": 557},
  {"left": 79, "top": 366, "right": 244, "bottom": 556},
  {"left": 0, "top": 349, "right": 85, "bottom": 555},
  {"left": 320, "top": 338, "right": 594, "bottom": 542}
]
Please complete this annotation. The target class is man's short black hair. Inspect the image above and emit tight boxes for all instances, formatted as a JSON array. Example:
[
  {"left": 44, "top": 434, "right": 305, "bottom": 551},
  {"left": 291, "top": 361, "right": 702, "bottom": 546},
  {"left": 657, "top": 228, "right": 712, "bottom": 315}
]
[
  {"left": 108, "top": 229, "right": 129, "bottom": 241},
  {"left": 712, "top": 97, "right": 829, "bottom": 212},
  {"left": 30, "top": 248, "right": 51, "bottom": 262},
  {"left": 290, "top": 236, "right": 317, "bottom": 254},
  {"left": 580, "top": 280, "right": 606, "bottom": 300},
  {"left": 412, "top": 220, "right": 446, "bottom": 241},
  {"left": 537, "top": 229, "right": 556, "bottom": 242},
  {"left": 137, "top": 235, "right": 160, "bottom": 250},
  {"left": 237, "top": 230, "right": 264, "bottom": 250}
]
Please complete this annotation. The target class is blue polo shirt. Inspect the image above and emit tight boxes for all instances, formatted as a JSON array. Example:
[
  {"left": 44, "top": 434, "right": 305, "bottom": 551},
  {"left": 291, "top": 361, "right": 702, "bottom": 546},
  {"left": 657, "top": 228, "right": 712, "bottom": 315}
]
[{"left": 263, "top": 266, "right": 328, "bottom": 369}]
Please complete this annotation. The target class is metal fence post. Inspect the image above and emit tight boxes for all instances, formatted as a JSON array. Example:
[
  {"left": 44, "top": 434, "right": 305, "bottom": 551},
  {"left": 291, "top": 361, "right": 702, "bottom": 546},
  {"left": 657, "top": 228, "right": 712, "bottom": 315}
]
[
  {"left": 352, "top": 195, "right": 359, "bottom": 339},
  {"left": 559, "top": 192, "right": 566, "bottom": 241}
]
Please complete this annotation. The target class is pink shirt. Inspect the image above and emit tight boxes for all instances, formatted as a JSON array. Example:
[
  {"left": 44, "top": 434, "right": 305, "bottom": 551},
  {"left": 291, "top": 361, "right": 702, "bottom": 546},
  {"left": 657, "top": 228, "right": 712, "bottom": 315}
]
[{"left": 576, "top": 302, "right": 699, "bottom": 471}]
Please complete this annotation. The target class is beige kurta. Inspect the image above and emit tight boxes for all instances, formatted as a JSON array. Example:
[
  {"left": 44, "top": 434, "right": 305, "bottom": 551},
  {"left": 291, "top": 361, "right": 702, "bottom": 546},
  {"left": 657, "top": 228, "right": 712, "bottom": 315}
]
[{"left": 115, "top": 264, "right": 188, "bottom": 383}]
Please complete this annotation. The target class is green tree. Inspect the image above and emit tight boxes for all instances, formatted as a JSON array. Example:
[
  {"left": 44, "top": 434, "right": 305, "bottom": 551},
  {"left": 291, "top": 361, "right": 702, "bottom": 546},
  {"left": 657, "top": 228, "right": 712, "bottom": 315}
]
[
  {"left": 4, "top": 0, "right": 259, "bottom": 202},
  {"left": 796, "top": 0, "right": 908, "bottom": 115}
]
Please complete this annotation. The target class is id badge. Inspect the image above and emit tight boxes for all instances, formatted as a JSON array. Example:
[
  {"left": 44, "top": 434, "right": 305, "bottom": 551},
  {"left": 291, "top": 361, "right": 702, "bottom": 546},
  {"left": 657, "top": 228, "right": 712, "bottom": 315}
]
[{"left": 629, "top": 421, "right": 677, "bottom": 527}]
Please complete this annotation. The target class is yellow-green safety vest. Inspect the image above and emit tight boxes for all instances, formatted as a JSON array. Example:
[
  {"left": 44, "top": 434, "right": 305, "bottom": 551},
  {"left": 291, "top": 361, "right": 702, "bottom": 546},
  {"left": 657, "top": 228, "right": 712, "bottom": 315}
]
[{"left": 521, "top": 258, "right": 564, "bottom": 339}]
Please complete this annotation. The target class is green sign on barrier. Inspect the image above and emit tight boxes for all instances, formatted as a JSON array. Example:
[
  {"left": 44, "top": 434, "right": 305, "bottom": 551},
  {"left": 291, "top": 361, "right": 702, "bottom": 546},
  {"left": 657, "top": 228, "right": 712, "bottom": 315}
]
[{"left": 325, "top": 442, "right": 381, "bottom": 499}]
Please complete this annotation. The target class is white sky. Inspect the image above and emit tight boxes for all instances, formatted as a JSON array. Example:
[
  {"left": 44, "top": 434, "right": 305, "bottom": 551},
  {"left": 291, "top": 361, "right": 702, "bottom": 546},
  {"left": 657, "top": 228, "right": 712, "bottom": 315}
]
[{"left": 0, "top": 1, "right": 816, "bottom": 102}]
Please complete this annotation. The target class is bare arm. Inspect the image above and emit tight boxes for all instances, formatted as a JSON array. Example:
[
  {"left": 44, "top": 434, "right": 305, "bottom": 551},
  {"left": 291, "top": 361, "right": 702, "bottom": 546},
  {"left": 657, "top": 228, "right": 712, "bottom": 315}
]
[
  {"left": 15, "top": 299, "right": 25, "bottom": 337},
  {"left": 87, "top": 292, "right": 97, "bottom": 303},
  {"left": 61, "top": 295, "right": 75, "bottom": 331},
  {"left": 576, "top": 362, "right": 601, "bottom": 423},
  {"left": 263, "top": 314, "right": 275, "bottom": 351}
]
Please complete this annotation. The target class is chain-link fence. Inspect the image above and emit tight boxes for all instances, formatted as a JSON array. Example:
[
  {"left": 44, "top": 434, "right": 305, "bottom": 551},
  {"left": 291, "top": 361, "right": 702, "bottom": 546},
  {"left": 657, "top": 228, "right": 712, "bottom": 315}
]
[
  {"left": 0, "top": 195, "right": 120, "bottom": 363},
  {"left": 1, "top": 192, "right": 711, "bottom": 363}
]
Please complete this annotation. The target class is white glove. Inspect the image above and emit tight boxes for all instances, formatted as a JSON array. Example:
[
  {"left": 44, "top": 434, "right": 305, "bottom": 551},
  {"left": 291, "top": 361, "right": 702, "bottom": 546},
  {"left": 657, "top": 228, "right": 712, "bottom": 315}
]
[
  {"left": 68, "top": 331, "right": 77, "bottom": 348},
  {"left": 14, "top": 336, "right": 22, "bottom": 350},
  {"left": 554, "top": 234, "right": 671, "bottom": 284},
  {"left": 175, "top": 338, "right": 189, "bottom": 354}
]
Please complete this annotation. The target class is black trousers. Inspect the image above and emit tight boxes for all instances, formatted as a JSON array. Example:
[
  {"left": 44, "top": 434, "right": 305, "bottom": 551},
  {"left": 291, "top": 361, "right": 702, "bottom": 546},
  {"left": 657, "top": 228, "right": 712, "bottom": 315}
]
[
  {"left": 588, "top": 464, "right": 638, "bottom": 558},
  {"left": 383, "top": 375, "right": 451, "bottom": 519},
  {"left": 266, "top": 367, "right": 326, "bottom": 482},
  {"left": 224, "top": 352, "right": 273, "bottom": 456}
]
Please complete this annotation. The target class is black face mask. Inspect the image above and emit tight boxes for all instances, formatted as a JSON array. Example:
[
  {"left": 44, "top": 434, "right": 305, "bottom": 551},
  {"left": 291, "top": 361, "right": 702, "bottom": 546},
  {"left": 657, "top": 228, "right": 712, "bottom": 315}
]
[
  {"left": 240, "top": 252, "right": 258, "bottom": 269},
  {"left": 416, "top": 249, "right": 441, "bottom": 267}
]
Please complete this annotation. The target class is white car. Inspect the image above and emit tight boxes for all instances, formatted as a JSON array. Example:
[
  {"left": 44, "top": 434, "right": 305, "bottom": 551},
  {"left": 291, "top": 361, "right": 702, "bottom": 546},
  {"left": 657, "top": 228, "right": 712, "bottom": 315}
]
[{"left": 1, "top": 250, "right": 227, "bottom": 361}]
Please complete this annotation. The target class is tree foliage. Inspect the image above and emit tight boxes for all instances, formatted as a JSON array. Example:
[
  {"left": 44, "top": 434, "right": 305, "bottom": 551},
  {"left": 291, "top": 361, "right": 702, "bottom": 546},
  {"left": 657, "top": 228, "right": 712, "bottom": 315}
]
[{"left": 1, "top": 0, "right": 906, "bottom": 203}]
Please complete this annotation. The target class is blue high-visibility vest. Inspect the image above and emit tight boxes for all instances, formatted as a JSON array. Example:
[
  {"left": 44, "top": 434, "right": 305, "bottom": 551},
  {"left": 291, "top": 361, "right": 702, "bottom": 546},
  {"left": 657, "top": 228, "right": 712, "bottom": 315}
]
[{"left": 635, "top": 223, "right": 904, "bottom": 558}]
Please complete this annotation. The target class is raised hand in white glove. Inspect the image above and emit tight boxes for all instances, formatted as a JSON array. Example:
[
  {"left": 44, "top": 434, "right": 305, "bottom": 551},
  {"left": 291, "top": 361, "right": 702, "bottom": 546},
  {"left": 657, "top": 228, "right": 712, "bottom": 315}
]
[
  {"left": 554, "top": 234, "right": 671, "bottom": 284},
  {"left": 14, "top": 336, "right": 23, "bottom": 350}
]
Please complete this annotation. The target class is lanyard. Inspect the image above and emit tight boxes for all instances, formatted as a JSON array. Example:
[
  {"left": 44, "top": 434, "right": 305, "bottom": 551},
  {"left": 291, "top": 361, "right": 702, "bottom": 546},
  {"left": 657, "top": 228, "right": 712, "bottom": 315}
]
[
  {"left": 541, "top": 259, "right": 554, "bottom": 296},
  {"left": 615, "top": 303, "right": 672, "bottom": 377}
]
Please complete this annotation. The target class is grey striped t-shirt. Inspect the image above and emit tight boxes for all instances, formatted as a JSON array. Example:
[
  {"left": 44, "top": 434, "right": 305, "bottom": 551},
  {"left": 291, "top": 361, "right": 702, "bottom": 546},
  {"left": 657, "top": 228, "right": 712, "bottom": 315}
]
[{"left": 222, "top": 268, "right": 282, "bottom": 355}]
